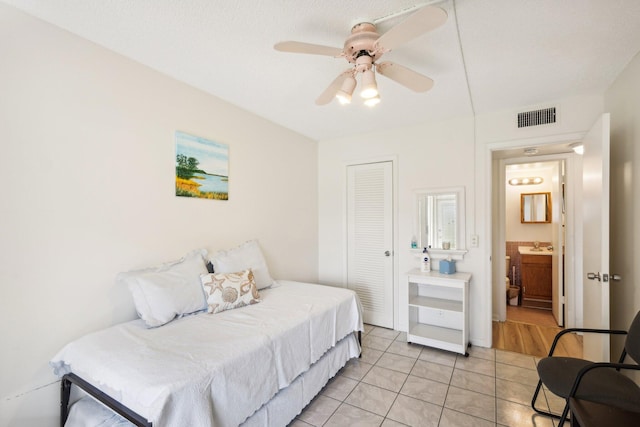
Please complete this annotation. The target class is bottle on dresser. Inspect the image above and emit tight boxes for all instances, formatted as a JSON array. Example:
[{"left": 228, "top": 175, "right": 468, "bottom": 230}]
[{"left": 421, "top": 247, "right": 431, "bottom": 272}]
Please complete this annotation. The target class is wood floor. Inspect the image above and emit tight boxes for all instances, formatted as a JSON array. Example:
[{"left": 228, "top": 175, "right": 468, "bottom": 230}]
[{"left": 492, "top": 306, "right": 583, "bottom": 358}]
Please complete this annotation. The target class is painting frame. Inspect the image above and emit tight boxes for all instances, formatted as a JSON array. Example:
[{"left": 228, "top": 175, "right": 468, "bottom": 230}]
[{"left": 175, "top": 131, "right": 229, "bottom": 200}]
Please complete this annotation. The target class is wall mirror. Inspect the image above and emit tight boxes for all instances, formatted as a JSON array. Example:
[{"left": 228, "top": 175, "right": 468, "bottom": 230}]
[
  {"left": 521, "top": 192, "right": 551, "bottom": 223},
  {"left": 415, "top": 186, "right": 466, "bottom": 258}
]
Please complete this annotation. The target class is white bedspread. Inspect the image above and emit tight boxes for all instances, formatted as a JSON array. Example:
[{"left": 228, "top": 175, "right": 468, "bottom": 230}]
[{"left": 51, "top": 281, "right": 363, "bottom": 427}]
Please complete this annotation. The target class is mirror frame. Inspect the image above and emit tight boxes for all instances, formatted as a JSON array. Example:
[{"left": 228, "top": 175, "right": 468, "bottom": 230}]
[
  {"left": 520, "top": 192, "right": 552, "bottom": 223},
  {"left": 414, "top": 186, "right": 467, "bottom": 260}
]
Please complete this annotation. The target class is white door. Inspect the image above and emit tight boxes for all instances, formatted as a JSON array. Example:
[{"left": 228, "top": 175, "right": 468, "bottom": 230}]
[
  {"left": 347, "top": 161, "right": 394, "bottom": 328},
  {"left": 582, "top": 113, "right": 611, "bottom": 362},
  {"left": 551, "top": 161, "right": 564, "bottom": 326}
]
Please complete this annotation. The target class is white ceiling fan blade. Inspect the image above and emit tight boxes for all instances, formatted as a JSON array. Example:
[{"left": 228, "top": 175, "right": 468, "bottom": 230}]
[
  {"left": 374, "top": 6, "right": 447, "bottom": 51},
  {"left": 376, "top": 61, "right": 434, "bottom": 92},
  {"left": 274, "top": 41, "right": 343, "bottom": 57},
  {"left": 316, "top": 70, "right": 353, "bottom": 105}
]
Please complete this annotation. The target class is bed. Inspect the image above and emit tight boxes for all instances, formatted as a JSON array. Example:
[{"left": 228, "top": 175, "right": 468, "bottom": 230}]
[{"left": 50, "top": 243, "right": 363, "bottom": 427}]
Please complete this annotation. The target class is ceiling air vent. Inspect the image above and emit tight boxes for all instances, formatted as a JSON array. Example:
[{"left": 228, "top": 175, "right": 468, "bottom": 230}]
[{"left": 517, "top": 107, "right": 556, "bottom": 128}]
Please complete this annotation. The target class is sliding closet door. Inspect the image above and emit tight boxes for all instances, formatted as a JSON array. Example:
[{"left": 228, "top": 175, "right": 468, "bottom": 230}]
[{"left": 347, "top": 161, "right": 394, "bottom": 328}]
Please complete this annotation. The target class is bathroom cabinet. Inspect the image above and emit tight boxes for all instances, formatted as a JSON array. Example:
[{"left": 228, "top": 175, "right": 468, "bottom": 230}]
[
  {"left": 521, "top": 254, "right": 552, "bottom": 309},
  {"left": 406, "top": 269, "right": 471, "bottom": 356}
]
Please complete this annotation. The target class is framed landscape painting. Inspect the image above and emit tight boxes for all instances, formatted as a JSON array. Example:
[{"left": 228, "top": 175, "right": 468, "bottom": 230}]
[{"left": 175, "top": 131, "right": 229, "bottom": 200}]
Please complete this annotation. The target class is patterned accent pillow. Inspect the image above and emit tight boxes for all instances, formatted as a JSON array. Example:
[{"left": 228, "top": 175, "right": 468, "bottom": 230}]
[{"left": 200, "top": 270, "right": 261, "bottom": 314}]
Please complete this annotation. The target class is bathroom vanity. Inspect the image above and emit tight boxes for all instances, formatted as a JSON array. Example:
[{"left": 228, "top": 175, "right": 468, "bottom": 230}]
[
  {"left": 406, "top": 269, "right": 471, "bottom": 356},
  {"left": 519, "top": 246, "right": 552, "bottom": 309}
]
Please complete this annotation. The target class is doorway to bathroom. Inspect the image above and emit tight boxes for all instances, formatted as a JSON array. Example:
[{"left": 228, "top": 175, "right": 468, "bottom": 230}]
[
  {"left": 488, "top": 114, "right": 611, "bottom": 359},
  {"left": 492, "top": 146, "right": 582, "bottom": 357},
  {"left": 504, "top": 160, "right": 564, "bottom": 326}
]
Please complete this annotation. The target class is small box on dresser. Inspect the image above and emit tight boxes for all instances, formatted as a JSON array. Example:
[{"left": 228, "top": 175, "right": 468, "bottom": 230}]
[
  {"left": 406, "top": 268, "right": 472, "bottom": 356},
  {"left": 439, "top": 259, "right": 456, "bottom": 274}
]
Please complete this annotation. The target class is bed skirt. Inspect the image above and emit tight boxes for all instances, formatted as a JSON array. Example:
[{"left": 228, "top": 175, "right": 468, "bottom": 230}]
[{"left": 63, "top": 332, "right": 360, "bottom": 427}]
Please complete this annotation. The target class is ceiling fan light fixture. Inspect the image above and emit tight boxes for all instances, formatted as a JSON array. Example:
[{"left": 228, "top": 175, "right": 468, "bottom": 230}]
[
  {"left": 335, "top": 75, "right": 357, "bottom": 105},
  {"left": 360, "top": 69, "right": 379, "bottom": 99},
  {"left": 276, "top": 6, "right": 447, "bottom": 107},
  {"left": 336, "top": 92, "right": 351, "bottom": 105},
  {"left": 364, "top": 95, "right": 381, "bottom": 107}
]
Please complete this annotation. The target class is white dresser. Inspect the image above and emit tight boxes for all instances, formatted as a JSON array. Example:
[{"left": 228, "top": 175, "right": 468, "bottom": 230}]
[{"left": 407, "top": 268, "right": 471, "bottom": 356}]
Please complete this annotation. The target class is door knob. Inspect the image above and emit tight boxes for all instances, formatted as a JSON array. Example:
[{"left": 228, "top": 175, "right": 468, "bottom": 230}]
[
  {"left": 384, "top": 250, "right": 391, "bottom": 257},
  {"left": 587, "top": 272, "right": 622, "bottom": 282}
]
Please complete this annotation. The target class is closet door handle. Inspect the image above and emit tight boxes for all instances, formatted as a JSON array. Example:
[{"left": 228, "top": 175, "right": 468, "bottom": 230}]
[{"left": 384, "top": 250, "right": 391, "bottom": 257}]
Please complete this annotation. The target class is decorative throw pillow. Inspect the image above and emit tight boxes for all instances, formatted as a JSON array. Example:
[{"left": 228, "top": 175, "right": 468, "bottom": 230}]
[
  {"left": 209, "top": 240, "right": 275, "bottom": 290},
  {"left": 118, "top": 249, "right": 209, "bottom": 328},
  {"left": 200, "top": 269, "right": 261, "bottom": 314}
]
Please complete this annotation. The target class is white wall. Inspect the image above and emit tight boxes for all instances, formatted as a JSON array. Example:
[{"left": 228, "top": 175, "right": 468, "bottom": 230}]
[
  {"left": 318, "top": 116, "right": 484, "bottom": 343},
  {"left": 476, "top": 96, "right": 604, "bottom": 145},
  {"left": 318, "top": 95, "right": 605, "bottom": 351},
  {"left": 505, "top": 165, "right": 554, "bottom": 242},
  {"left": 605, "top": 51, "right": 640, "bottom": 359},
  {"left": 0, "top": 5, "right": 318, "bottom": 426}
]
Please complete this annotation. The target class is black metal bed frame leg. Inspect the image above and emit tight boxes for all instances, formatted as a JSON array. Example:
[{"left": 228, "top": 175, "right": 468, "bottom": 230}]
[
  {"left": 59, "top": 373, "right": 152, "bottom": 427},
  {"left": 358, "top": 330, "right": 362, "bottom": 358},
  {"left": 60, "top": 377, "right": 72, "bottom": 427}
]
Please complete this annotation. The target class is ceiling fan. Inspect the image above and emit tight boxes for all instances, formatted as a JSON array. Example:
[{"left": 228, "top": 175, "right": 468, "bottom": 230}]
[{"left": 274, "top": 5, "right": 447, "bottom": 106}]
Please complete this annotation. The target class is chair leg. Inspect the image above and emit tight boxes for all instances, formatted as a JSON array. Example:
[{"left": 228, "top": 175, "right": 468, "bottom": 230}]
[
  {"left": 558, "top": 402, "right": 571, "bottom": 426},
  {"left": 531, "top": 379, "right": 565, "bottom": 420}
]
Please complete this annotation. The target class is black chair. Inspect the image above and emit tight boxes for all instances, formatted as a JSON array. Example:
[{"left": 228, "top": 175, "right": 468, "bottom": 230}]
[{"left": 532, "top": 311, "right": 640, "bottom": 426}]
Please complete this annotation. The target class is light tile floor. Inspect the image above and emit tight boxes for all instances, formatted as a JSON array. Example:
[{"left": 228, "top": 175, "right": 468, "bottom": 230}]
[{"left": 290, "top": 324, "right": 566, "bottom": 427}]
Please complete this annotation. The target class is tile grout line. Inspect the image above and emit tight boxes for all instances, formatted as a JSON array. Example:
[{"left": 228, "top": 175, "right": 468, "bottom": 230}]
[
  {"left": 300, "top": 326, "right": 375, "bottom": 426},
  {"left": 369, "top": 328, "right": 409, "bottom": 424},
  {"left": 438, "top": 355, "right": 456, "bottom": 427},
  {"left": 353, "top": 327, "right": 398, "bottom": 425},
  {"left": 379, "top": 339, "right": 419, "bottom": 425},
  {"left": 299, "top": 325, "right": 559, "bottom": 427},
  {"left": 319, "top": 395, "right": 342, "bottom": 427}
]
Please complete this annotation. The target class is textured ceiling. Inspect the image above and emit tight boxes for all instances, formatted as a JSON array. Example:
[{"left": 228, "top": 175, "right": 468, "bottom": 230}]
[{"left": 4, "top": 0, "right": 640, "bottom": 141}]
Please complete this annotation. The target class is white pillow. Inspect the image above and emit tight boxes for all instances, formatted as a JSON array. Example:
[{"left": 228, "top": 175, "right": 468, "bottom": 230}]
[
  {"left": 200, "top": 270, "right": 261, "bottom": 314},
  {"left": 209, "top": 240, "right": 274, "bottom": 289},
  {"left": 118, "top": 249, "right": 209, "bottom": 328}
]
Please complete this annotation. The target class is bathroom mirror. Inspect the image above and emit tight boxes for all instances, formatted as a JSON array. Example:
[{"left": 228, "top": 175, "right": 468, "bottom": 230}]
[
  {"left": 415, "top": 186, "right": 466, "bottom": 254},
  {"left": 521, "top": 192, "right": 551, "bottom": 223}
]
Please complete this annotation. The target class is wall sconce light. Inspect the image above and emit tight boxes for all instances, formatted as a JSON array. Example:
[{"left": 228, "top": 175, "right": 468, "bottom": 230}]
[
  {"left": 509, "top": 177, "right": 543, "bottom": 186},
  {"left": 570, "top": 143, "right": 584, "bottom": 155}
]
